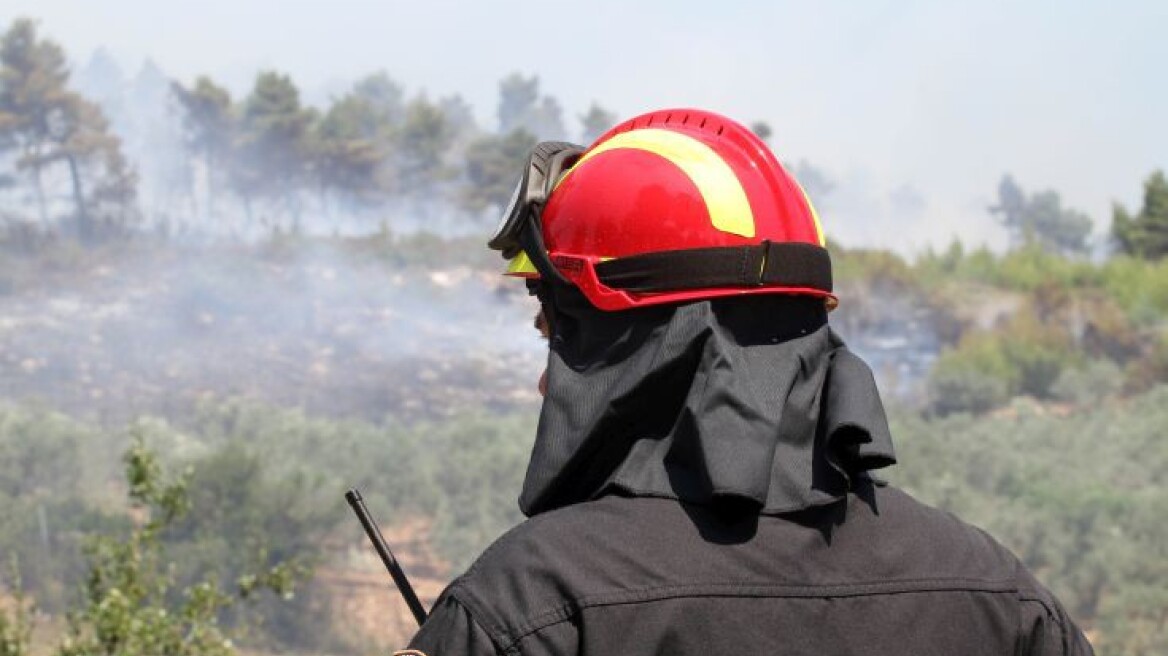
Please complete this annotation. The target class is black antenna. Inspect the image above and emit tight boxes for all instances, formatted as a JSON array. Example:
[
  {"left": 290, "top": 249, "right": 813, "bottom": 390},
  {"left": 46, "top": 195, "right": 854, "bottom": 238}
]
[{"left": 344, "top": 488, "right": 428, "bottom": 626}]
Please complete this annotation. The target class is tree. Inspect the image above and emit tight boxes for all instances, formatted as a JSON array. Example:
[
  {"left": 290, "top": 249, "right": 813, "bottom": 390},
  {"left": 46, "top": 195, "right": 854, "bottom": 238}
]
[
  {"left": 81, "top": 137, "right": 138, "bottom": 238},
  {"left": 171, "top": 76, "right": 233, "bottom": 219},
  {"left": 579, "top": 103, "right": 616, "bottom": 144},
  {"left": 461, "top": 128, "right": 537, "bottom": 214},
  {"left": 1113, "top": 170, "right": 1168, "bottom": 259},
  {"left": 439, "top": 93, "right": 478, "bottom": 145},
  {"left": 351, "top": 71, "right": 404, "bottom": 126},
  {"left": 497, "top": 73, "right": 539, "bottom": 135},
  {"left": 990, "top": 174, "right": 1093, "bottom": 255},
  {"left": 496, "top": 73, "right": 565, "bottom": 140},
  {"left": 232, "top": 71, "right": 315, "bottom": 224},
  {"left": 54, "top": 437, "right": 305, "bottom": 656},
  {"left": 162, "top": 442, "right": 336, "bottom": 651},
  {"left": 308, "top": 73, "right": 409, "bottom": 213},
  {"left": 1024, "top": 190, "right": 1092, "bottom": 255},
  {"left": 0, "top": 18, "right": 137, "bottom": 241},
  {"left": 393, "top": 95, "right": 454, "bottom": 194},
  {"left": 530, "top": 96, "right": 566, "bottom": 141},
  {"left": 990, "top": 175, "right": 1026, "bottom": 236},
  {"left": 0, "top": 18, "right": 71, "bottom": 224},
  {"left": 56, "top": 97, "right": 137, "bottom": 240},
  {"left": 749, "top": 120, "right": 773, "bottom": 143},
  {"left": 311, "top": 92, "right": 391, "bottom": 208}
]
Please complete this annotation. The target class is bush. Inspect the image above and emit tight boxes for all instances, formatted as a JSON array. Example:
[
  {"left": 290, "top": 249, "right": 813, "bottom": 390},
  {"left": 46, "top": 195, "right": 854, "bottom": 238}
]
[
  {"left": 927, "top": 351, "right": 1012, "bottom": 415},
  {"left": 1124, "top": 330, "right": 1168, "bottom": 393},
  {"left": 991, "top": 244, "right": 1098, "bottom": 291},
  {"left": 1051, "top": 359, "right": 1124, "bottom": 405},
  {"left": 999, "top": 311, "right": 1078, "bottom": 398},
  {"left": 927, "top": 309, "right": 1080, "bottom": 414},
  {"left": 0, "top": 560, "right": 32, "bottom": 656},
  {"left": 1100, "top": 255, "right": 1168, "bottom": 326},
  {"left": 55, "top": 439, "right": 306, "bottom": 656},
  {"left": 833, "top": 247, "right": 917, "bottom": 291},
  {"left": 0, "top": 406, "right": 126, "bottom": 610}
]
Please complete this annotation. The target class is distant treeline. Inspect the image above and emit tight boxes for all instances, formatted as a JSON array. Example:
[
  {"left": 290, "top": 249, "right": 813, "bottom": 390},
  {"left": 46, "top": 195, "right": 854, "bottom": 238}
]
[
  {"left": 4, "top": 17, "right": 1166, "bottom": 259},
  {"left": 0, "top": 18, "right": 619, "bottom": 242}
]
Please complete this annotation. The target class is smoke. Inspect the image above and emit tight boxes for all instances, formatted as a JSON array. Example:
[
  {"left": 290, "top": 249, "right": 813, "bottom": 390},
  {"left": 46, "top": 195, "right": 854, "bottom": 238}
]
[
  {"left": 0, "top": 238, "right": 547, "bottom": 426},
  {"left": 0, "top": 45, "right": 950, "bottom": 432}
]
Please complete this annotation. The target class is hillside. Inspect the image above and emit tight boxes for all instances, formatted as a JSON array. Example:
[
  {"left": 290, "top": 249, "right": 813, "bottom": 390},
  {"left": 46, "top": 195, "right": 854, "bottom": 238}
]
[{"left": 1, "top": 234, "right": 1166, "bottom": 654}]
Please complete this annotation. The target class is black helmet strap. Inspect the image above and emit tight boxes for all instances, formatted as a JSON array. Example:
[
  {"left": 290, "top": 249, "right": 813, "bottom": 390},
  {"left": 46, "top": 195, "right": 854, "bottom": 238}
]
[{"left": 593, "top": 241, "right": 833, "bottom": 295}]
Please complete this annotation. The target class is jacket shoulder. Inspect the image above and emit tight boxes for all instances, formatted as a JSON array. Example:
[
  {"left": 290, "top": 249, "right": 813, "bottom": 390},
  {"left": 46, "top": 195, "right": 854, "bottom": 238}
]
[
  {"left": 440, "top": 498, "right": 639, "bottom": 648},
  {"left": 852, "top": 484, "right": 1032, "bottom": 584}
]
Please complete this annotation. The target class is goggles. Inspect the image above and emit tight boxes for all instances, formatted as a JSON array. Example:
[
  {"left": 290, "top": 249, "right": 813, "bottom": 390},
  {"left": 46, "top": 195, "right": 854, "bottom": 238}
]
[{"left": 487, "top": 141, "right": 585, "bottom": 280}]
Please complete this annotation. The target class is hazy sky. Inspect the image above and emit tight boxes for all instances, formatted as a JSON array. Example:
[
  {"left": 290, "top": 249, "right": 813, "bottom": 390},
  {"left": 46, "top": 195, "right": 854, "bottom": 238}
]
[{"left": 4, "top": 0, "right": 1166, "bottom": 252}]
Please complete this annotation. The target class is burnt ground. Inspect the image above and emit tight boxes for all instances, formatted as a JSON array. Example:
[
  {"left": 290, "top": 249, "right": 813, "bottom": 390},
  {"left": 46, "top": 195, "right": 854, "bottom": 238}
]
[{"left": 0, "top": 241, "right": 546, "bottom": 427}]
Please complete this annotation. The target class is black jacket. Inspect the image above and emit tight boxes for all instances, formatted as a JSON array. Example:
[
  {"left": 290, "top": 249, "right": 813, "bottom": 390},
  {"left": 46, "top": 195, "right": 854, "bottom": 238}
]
[
  {"left": 409, "top": 484, "right": 1092, "bottom": 655},
  {"left": 408, "top": 294, "right": 1093, "bottom": 655}
]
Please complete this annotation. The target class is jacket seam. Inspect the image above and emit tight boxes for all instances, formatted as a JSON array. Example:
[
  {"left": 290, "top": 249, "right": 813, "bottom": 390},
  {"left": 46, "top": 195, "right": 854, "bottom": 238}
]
[
  {"left": 1018, "top": 593, "right": 1066, "bottom": 630},
  {"left": 494, "top": 577, "right": 1020, "bottom": 652},
  {"left": 458, "top": 509, "right": 572, "bottom": 583},
  {"left": 446, "top": 584, "right": 520, "bottom": 656}
]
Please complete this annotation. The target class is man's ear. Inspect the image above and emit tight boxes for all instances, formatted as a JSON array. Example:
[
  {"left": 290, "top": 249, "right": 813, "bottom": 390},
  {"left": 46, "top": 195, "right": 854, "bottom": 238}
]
[{"left": 535, "top": 307, "right": 550, "bottom": 341}]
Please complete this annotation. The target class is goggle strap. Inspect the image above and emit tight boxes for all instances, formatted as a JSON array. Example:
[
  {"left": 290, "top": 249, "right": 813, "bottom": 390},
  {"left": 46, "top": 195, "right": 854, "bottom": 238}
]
[
  {"left": 518, "top": 212, "right": 572, "bottom": 287},
  {"left": 593, "top": 242, "right": 832, "bottom": 294},
  {"left": 489, "top": 142, "right": 584, "bottom": 259}
]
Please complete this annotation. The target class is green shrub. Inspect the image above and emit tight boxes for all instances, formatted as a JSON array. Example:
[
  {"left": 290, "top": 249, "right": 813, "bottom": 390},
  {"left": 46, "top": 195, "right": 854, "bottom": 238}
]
[
  {"left": 833, "top": 247, "right": 917, "bottom": 291},
  {"left": 1099, "top": 255, "right": 1168, "bottom": 326},
  {"left": 927, "top": 342, "right": 1013, "bottom": 415},
  {"left": 999, "top": 311, "right": 1079, "bottom": 398},
  {"left": 0, "top": 560, "right": 32, "bottom": 656},
  {"left": 992, "top": 245, "right": 1098, "bottom": 290},
  {"left": 56, "top": 438, "right": 306, "bottom": 656},
  {"left": 927, "top": 310, "right": 1080, "bottom": 414},
  {"left": 1051, "top": 359, "right": 1124, "bottom": 405},
  {"left": 1124, "top": 330, "right": 1168, "bottom": 393}
]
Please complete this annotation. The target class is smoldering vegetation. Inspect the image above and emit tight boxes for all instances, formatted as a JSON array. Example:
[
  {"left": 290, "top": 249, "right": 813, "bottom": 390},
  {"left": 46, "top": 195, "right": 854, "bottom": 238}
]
[{"left": 0, "top": 236, "right": 545, "bottom": 426}]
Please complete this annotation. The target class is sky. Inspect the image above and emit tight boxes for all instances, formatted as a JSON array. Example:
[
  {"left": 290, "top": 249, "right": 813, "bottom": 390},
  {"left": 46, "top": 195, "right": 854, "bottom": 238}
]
[{"left": 3, "top": 0, "right": 1166, "bottom": 253}]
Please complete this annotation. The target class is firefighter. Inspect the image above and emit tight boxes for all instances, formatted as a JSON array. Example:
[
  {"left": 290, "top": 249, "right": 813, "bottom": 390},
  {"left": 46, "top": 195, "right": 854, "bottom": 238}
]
[{"left": 405, "top": 109, "right": 1093, "bottom": 655}]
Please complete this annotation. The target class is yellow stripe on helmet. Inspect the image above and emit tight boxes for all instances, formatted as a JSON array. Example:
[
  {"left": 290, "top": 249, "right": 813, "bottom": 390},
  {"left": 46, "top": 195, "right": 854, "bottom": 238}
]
[
  {"left": 557, "top": 128, "right": 756, "bottom": 238},
  {"left": 797, "top": 185, "right": 826, "bottom": 246},
  {"left": 506, "top": 250, "right": 538, "bottom": 275}
]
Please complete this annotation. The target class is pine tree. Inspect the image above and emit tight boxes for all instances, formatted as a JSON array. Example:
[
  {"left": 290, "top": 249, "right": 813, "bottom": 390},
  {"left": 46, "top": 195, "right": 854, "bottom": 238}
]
[
  {"left": 171, "top": 76, "right": 233, "bottom": 220},
  {"left": 579, "top": 103, "right": 616, "bottom": 145},
  {"left": 1113, "top": 170, "right": 1168, "bottom": 259},
  {"left": 990, "top": 174, "right": 1092, "bottom": 255},
  {"left": 394, "top": 95, "right": 454, "bottom": 194},
  {"left": 311, "top": 90, "right": 390, "bottom": 208},
  {"left": 0, "top": 18, "right": 136, "bottom": 240},
  {"left": 496, "top": 73, "right": 564, "bottom": 140},
  {"left": 461, "top": 128, "right": 537, "bottom": 214},
  {"left": 233, "top": 71, "right": 314, "bottom": 225},
  {"left": 0, "top": 18, "right": 74, "bottom": 224}
]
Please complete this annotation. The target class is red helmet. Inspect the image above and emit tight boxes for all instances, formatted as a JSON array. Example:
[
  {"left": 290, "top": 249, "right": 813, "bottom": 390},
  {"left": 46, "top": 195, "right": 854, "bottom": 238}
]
[{"left": 495, "top": 108, "right": 834, "bottom": 311}]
